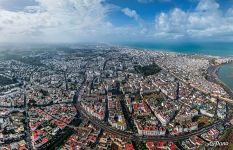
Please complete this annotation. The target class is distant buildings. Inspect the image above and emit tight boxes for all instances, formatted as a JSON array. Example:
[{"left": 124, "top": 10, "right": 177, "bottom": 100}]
[{"left": 0, "top": 46, "right": 231, "bottom": 149}]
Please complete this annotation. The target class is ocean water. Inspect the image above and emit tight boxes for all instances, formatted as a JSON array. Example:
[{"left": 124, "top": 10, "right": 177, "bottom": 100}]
[
  {"left": 121, "top": 42, "right": 233, "bottom": 57},
  {"left": 218, "top": 63, "right": 233, "bottom": 90},
  {"left": 121, "top": 42, "right": 233, "bottom": 90}
]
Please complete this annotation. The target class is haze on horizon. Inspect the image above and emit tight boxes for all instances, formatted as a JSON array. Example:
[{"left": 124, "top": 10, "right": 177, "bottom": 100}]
[{"left": 0, "top": 0, "right": 233, "bottom": 45}]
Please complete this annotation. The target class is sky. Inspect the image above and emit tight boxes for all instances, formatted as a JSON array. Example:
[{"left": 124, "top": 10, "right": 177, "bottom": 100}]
[{"left": 0, "top": 0, "right": 233, "bottom": 44}]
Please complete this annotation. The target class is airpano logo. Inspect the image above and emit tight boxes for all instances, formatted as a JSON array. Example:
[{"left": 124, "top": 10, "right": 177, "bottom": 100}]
[{"left": 206, "top": 141, "right": 229, "bottom": 147}]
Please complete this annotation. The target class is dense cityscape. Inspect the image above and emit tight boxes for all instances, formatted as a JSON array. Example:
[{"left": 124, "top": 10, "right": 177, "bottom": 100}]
[{"left": 0, "top": 45, "right": 232, "bottom": 150}]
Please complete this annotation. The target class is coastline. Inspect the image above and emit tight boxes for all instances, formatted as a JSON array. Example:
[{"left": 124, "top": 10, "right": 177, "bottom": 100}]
[
  {"left": 120, "top": 42, "right": 233, "bottom": 57},
  {"left": 207, "top": 63, "right": 233, "bottom": 99}
]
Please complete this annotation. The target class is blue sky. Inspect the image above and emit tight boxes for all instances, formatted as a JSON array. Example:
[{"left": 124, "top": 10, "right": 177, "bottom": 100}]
[
  {"left": 108, "top": 0, "right": 192, "bottom": 24},
  {"left": 0, "top": 0, "right": 233, "bottom": 44}
]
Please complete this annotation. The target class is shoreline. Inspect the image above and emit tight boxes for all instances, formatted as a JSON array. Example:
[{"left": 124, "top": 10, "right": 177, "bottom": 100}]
[
  {"left": 207, "top": 63, "right": 233, "bottom": 99},
  {"left": 121, "top": 43, "right": 233, "bottom": 58}
]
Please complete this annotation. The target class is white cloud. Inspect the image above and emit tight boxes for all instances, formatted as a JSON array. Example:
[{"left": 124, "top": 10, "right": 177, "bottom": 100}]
[
  {"left": 0, "top": 0, "right": 151, "bottom": 44},
  {"left": 0, "top": 0, "right": 37, "bottom": 11},
  {"left": 154, "top": 0, "right": 233, "bottom": 40},
  {"left": 122, "top": 8, "right": 140, "bottom": 22},
  {"left": 227, "top": 8, "right": 233, "bottom": 17},
  {"left": 121, "top": 7, "right": 148, "bottom": 34},
  {"left": 0, "top": 0, "right": 232, "bottom": 44},
  {"left": 196, "top": 0, "right": 219, "bottom": 12},
  {"left": 0, "top": 0, "right": 119, "bottom": 43}
]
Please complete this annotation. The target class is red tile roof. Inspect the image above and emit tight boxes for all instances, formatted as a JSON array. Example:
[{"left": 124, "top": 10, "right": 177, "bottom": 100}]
[{"left": 125, "top": 144, "right": 134, "bottom": 150}]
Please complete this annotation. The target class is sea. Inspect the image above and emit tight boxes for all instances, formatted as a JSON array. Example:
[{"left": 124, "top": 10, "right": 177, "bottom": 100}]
[{"left": 120, "top": 42, "right": 233, "bottom": 90}]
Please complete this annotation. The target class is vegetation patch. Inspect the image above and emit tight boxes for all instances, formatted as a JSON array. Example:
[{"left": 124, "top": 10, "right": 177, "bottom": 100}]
[
  {"left": 0, "top": 75, "right": 17, "bottom": 86},
  {"left": 4, "top": 54, "right": 44, "bottom": 66},
  {"left": 134, "top": 63, "right": 161, "bottom": 76}
]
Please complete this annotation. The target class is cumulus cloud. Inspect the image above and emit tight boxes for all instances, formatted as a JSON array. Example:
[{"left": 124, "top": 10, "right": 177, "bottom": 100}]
[
  {"left": 0, "top": 0, "right": 37, "bottom": 11},
  {"left": 0, "top": 0, "right": 118, "bottom": 43},
  {"left": 122, "top": 7, "right": 148, "bottom": 34},
  {"left": 0, "top": 0, "right": 233, "bottom": 44},
  {"left": 196, "top": 0, "right": 219, "bottom": 12},
  {"left": 154, "top": 0, "right": 233, "bottom": 40},
  {"left": 227, "top": 8, "right": 233, "bottom": 16},
  {"left": 122, "top": 8, "right": 140, "bottom": 22}
]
